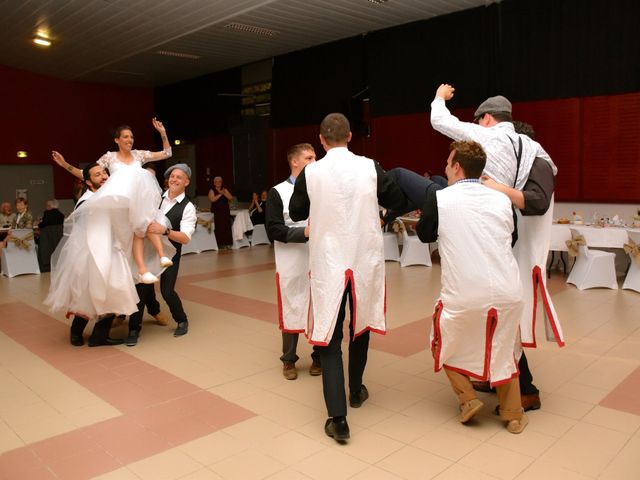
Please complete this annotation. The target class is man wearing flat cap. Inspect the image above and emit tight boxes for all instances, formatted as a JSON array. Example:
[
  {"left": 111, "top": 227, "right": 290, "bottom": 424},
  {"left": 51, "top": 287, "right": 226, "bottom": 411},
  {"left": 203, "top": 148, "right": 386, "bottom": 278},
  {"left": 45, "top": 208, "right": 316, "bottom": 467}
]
[
  {"left": 126, "top": 163, "right": 196, "bottom": 345},
  {"left": 428, "top": 84, "right": 565, "bottom": 413}
]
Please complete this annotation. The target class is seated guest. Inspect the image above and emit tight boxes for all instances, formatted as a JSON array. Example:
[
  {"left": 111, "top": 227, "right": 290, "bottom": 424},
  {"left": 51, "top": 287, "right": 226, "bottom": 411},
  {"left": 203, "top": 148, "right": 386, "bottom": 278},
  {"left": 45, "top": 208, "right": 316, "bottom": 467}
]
[
  {"left": 39, "top": 199, "right": 65, "bottom": 228},
  {"left": 0, "top": 202, "right": 15, "bottom": 229},
  {"left": 249, "top": 190, "right": 267, "bottom": 226},
  {"left": 13, "top": 197, "right": 33, "bottom": 229}
]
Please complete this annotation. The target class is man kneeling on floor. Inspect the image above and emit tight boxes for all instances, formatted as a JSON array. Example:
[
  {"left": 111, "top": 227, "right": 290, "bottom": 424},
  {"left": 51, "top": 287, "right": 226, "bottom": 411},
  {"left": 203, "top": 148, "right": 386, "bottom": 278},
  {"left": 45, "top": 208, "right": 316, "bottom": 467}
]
[{"left": 416, "top": 140, "right": 528, "bottom": 434}]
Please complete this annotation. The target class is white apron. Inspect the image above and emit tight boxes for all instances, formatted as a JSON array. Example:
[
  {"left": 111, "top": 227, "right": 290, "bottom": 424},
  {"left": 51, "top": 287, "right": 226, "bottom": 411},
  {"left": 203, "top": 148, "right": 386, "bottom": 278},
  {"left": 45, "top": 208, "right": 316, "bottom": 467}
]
[
  {"left": 305, "top": 147, "right": 385, "bottom": 345},
  {"left": 513, "top": 195, "right": 565, "bottom": 348},
  {"left": 273, "top": 180, "right": 310, "bottom": 333},
  {"left": 431, "top": 183, "right": 523, "bottom": 385}
]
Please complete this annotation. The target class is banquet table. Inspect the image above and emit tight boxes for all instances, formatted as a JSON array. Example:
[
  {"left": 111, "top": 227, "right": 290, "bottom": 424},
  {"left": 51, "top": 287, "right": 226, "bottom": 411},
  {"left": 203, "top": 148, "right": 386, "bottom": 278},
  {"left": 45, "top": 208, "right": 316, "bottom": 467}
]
[
  {"left": 230, "top": 209, "right": 253, "bottom": 249},
  {"left": 550, "top": 224, "right": 640, "bottom": 251}
]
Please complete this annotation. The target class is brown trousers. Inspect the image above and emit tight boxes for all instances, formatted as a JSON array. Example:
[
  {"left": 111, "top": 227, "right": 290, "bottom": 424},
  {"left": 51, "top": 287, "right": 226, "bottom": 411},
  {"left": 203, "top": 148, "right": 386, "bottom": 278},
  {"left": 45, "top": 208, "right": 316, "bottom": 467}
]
[{"left": 445, "top": 369, "right": 523, "bottom": 421}]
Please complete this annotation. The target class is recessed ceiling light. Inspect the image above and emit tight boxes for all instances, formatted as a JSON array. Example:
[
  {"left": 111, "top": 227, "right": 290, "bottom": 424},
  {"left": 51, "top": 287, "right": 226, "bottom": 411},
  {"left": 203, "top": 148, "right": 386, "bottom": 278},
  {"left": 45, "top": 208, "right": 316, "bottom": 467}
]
[
  {"left": 33, "top": 31, "right": 52, "bottom": 47},
  {"left": 17, "top": 151, "right": 28, "bottom": 158},
  {"left": 155, "top": 50, "right": 201, "bottom": 60},
  {"left": 224, "top": 23, "right": 279, "bottom": 37},
  {"left": 368, "top": 0, "right": 389, "bottom": 4}
]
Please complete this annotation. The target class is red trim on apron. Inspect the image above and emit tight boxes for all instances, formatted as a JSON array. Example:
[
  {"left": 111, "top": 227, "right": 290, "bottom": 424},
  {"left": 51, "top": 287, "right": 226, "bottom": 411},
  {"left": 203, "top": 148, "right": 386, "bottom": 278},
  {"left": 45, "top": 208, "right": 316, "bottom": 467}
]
[
  {"left": 523, "top": 265, "right": 565, "bottom": 348},
  {"left": 431, "top": 301, "right": 444, "bottom": 372},
  {"left": 483, "top": 308, "right": 498, "bottom": 380},
  {"left": 275, "top": 272, "right": 284, "bottom": 331}
]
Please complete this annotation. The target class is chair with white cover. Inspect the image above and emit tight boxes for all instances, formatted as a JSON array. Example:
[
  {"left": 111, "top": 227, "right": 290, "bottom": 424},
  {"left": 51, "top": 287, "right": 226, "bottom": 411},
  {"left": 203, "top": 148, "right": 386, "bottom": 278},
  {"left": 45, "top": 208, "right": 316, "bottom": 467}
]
[
  {"left": 383, "top": 232, "right": 400, "bottom": 262},
  {"left": 1, "top": 229, "right": 41, "bottom": 277},
  {"left": 622, "top": 231, "right": 640, "bottom": 293},
  {"left": 566, "top": 228, "right": 617, "bottom": 290},
  {"left": 250, "top": 224, "right": 271, "bottom": 246},
  {"left": 399, "top": 224, "right": 432, "bottom": 267},
  {"left": 182, "top": 213, "right": 219, "bottom": 255}
]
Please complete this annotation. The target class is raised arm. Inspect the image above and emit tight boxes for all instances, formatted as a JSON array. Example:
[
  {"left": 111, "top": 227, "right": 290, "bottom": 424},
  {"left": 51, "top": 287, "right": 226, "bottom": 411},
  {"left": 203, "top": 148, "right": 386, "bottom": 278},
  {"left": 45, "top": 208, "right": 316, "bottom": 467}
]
[
  {"left": 430, "top": 84, "right": 491, "bottom": 143},
  {"left": 143, "top": 118, "right": 173, "bottom": 162},
  {"left": 52, "top": 151, "right": 83, "bottom": 179}
]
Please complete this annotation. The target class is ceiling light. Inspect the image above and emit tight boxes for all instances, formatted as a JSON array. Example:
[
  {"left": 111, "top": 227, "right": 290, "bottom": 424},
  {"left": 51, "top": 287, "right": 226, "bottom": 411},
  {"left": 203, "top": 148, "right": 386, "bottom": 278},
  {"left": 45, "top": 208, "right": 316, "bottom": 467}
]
[
  {"left": 368, "top": 0, "right": 389, "bottom": 4},
  {"left": 33, "top": 32, "right": 52, "bottom": 47},
  {"left": 224, "top": 23, "right": 279, "bottom": 37},
  {"left": 155, "top": 50, "right": 201, "bottom": 60},
  {"left": 17, "top": 151, "right": 28, "bottom": 158},
  {"left": 174, "top": 140, "right": 182, "bottom": 146}
]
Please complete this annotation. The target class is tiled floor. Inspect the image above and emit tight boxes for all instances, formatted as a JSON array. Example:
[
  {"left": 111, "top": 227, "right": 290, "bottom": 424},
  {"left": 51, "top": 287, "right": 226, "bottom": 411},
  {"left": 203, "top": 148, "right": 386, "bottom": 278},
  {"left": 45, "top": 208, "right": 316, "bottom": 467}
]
[{"left": 1, "top": 246, "right": 639, "bottom": 479}]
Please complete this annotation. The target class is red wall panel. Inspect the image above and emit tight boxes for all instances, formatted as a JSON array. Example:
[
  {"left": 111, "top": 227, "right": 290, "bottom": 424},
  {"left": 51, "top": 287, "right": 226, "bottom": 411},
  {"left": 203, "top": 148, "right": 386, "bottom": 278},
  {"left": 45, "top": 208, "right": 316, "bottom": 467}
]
[{"left": 0, "top": 65, "right": 154, "bottom": 199}]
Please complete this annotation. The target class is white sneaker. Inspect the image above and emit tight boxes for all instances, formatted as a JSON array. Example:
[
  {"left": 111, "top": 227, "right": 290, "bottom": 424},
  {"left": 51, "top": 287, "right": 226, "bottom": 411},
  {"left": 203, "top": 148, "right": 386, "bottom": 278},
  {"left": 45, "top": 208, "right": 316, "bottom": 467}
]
[
  {"left": 160, "top": 256, "right": 173, "bottom": 268},
  {"left": 140, "top": 271, "right": 159, "bottom": 284}
]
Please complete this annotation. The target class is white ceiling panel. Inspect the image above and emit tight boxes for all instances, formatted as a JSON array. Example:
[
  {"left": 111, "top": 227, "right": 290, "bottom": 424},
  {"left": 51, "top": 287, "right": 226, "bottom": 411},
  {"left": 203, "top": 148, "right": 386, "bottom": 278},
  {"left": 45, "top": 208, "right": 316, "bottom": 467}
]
[{"left": 0, "top": 0, "right": 498, "bottom": 86}]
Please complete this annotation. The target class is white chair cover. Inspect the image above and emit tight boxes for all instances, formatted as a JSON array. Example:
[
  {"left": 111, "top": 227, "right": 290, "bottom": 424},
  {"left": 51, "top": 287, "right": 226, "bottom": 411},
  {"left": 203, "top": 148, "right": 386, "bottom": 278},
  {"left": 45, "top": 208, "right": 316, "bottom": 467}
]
[
  {"left": 250, "top": 224, "right": 270, "bottom": 246},
  {"left": 231, "top": 210, "right": 252, "bottom": 249},
  {"left": 383, "top": 232, "right": 400, "bottom": 262},
  {"left": 622, "top": 231, "right": 640, "bottom": 293},
  {"left": 399, "top": 226, "right": 432, "bottom": 267},
  {"left": 1, "top": 229, "right": 41, "bottom": 277},
  {"left": 182, "top": 212, "right": 219, "bottom": 255},
  {"left": 566, "top": 228, "right": 618, "bottom": 290}
]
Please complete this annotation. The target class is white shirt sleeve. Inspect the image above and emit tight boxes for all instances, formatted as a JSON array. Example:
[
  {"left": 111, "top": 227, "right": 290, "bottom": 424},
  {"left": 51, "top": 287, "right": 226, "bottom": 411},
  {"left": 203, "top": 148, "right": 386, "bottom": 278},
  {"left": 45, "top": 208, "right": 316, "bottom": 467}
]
[
  {"left": 179, "top": 202, "right": 197, "bottom": 239},
  {"left": 430, "top": 97, "right": 492, "bottom": 144}
]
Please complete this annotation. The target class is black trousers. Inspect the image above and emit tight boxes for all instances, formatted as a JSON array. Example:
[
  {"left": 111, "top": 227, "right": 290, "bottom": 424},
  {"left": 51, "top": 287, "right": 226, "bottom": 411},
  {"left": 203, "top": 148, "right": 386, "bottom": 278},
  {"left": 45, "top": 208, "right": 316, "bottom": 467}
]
[
  {"left": 319, "top": 281, "right": 370, "bottom": 418},
  {"left": 159, "top": 251, "right": 188, "bottom": 324},
  {"left": 518, "top": 351, "right": 539, "bottom": 395},
  {"left": 128, "top": 284, "right": 155, "bottom": 333},
  {"left": 70, "top": 314, "right": 115, "bottom": 341},
  {"left": 281, "top": 332, "right": 321, "bottom": 364}
]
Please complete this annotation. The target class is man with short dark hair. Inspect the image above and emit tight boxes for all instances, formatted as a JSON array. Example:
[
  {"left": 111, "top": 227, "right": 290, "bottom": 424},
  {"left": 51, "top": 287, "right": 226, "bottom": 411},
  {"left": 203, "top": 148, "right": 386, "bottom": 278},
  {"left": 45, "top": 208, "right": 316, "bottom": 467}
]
[
  {"left": 126, "top": 163, "right": 196, "bottom": 345},
  {"left": 416, "top": 140, "right": 528, "bottom": 434},
  {"left": 290, "top": 113, "right": 407, "bottom": 443},
  {"left": 266, "top": 143, "right": 321, "bottom": 380}
]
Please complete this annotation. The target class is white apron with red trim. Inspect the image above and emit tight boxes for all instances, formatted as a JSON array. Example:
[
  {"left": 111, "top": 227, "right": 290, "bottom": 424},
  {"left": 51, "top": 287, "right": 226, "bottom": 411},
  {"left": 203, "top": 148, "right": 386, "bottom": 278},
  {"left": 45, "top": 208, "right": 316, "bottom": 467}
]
[
  {"left": 304, "top": 147, "right": 385, "bottom": 345},
  {"left": 513, "top": 195, "right": 565, "bottom": 348},
  {"left": 431, "top": 183, "right": 523, "bottom": 385},
  {"left": 273, "top": 180, "right": 310, "bottom": 333}
]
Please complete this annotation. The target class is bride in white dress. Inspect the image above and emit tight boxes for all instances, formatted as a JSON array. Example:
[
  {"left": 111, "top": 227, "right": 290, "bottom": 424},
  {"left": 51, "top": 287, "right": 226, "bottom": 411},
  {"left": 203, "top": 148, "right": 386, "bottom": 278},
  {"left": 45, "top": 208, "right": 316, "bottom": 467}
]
[{"left": 46, "top": 119, "right": 175, "bottom": 318}]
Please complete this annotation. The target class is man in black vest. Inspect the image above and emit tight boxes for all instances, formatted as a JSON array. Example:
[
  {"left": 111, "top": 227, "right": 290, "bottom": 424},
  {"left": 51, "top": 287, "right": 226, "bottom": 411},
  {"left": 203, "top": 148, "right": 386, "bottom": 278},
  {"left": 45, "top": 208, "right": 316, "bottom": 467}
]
[{"left": 126, "top": 163, "right": 196, "bottom": 345}]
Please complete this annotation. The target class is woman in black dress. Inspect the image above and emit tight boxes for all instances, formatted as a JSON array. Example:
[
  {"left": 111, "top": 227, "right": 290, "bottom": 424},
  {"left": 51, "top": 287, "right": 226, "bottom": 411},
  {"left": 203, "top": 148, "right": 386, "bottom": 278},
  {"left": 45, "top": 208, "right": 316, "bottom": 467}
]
[{"left": 208, "top": 176, "right": 233, "bottom": 247}]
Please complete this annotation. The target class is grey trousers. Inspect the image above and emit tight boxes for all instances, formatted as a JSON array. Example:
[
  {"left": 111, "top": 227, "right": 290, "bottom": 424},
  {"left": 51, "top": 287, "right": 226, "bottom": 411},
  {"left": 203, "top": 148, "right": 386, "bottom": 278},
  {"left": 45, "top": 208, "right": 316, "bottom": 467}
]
[{"left": 281, "top": 332, "right": 321, "bottom": 364}]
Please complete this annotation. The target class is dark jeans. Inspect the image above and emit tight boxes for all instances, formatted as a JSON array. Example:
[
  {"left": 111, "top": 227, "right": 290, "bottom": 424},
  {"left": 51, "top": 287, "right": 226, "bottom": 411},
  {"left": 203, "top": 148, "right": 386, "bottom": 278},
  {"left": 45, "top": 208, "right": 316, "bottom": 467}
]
[
  {"left": 319, "top": 280, "right": 370, "bottom": 417},
  {"left": 128, "top": 284, "right": 155, "bottom": 332},
  {"left": 71, "top": 314, "right": 116, "bottom": 341},
  {"left": 384, "top": 168, "right": 445, "bottom": 223},
  {"left": 159, "top": 252, "right": 188, "bottom": 324},
  {"left": 518, "top": 351, "right": 539, "bottom": 395},
  {"left": 281, "top": 332, "right": 321, "bottom": 364}
]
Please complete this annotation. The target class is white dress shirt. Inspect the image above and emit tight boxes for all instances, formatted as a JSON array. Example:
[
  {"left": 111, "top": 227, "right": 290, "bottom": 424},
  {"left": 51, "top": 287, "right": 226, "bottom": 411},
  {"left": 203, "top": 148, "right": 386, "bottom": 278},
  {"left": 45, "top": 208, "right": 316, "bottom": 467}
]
[{"left": 160, "top": 191, "right": 196, "bottom": 239}]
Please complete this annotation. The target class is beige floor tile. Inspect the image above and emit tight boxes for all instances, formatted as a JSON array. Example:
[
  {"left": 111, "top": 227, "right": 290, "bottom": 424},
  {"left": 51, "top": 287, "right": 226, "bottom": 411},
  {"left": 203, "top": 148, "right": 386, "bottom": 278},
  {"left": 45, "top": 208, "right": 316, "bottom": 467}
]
[
  {"left": 264, "top": 469, "right": 312, "bottom": 480},
  {"left": 434, "top": 463, "right": 503, "bottom": 480},
  {"left": 582, "top": 406, "right": 640, "bottom": 434},
  {"left": 11, "top": 414, "right": 77, "bottom": 443},
  {"left": 599, "top": 434, "right": 640, "bottom": 480},
  {"left": 369, "top": 413, "right": 436, "bottom": 444},
  {"left": 349, "top": 466, "right": 404, "bottom": 480},
  {"left": 233, "top": 390, "right": 291, "bottom": 415},
  {"left": 367, "top": 387, "right": 423, "bottom": 412},
  {"left": 222, "top": 416, "right": 289, "bottom": 446},
  {"left": 440, "top": 413, "right": 504, "bottom": 442},
  {"left": 0, "top": 420, "right": 24, "bottom": 454},
  {"left": 254, "top": 430, "right": 326, "bottom": 465},
  {"left": 489, "top": 428, "right": 558, "bottom": 457},
  {"left": 572, "top": 357, "right": 638, "bottom": 390},
  {"left": 179, "top": 431, "right": 248, "bottom": 466},
  {"left": 293, "top": 448, "right": 369, "bottom": 480},
  {"left": 261, "top": 401, "right": 324, "bottom": 430},
  {"left": 338, "top": 429, "right": 404, "bottom": 464},
  {"left": 178, "top": 468, "right": 224, "bottom": 480},
  {"left": 129, "top": 449, "right": 203, "bottom": 480},
  {"left": 208, "top": 380, "right": 264, "bottom": 401},
  {"left": 348, "top": 403, "right": 396, "bottom": 429},
  {"left": 413, "top": 427, "right": 482, "bottom": 461},
  {"left": 376, "top": 445, "right": 451, "bottom": 479},
  {"left": 460, "top": 443, "right": 535, "bottom": 480},
  {"left": 210, "top": 449, "right": 286, "bottom": 480},
  {"left": 525, "top": 410, "right": 578, "bottom": 438},
  {"left": 400, "top": 399, "right": 459, "bottom": 428},
  {"left": 515, "top": 460, "right": 596, "bottom": 480},
  {"left": 541, "top": 393, "right": 595, "bottom": 420},
  {"left": 539, "top": 422, "right": 631, "bottom": 477},
  {"left": 552, "top": 381, "right": 610, "bottom": 405}
]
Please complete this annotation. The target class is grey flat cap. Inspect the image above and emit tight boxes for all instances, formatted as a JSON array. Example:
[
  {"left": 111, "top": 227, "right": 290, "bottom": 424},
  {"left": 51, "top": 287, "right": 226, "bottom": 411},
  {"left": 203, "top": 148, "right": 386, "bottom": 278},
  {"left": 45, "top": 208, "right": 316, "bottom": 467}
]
[
  {"left": 164, "top": 163, "right": 192, "bottom": 179},
  {"left": 474, "top": 95, "right": 512, "bottom": 118}
]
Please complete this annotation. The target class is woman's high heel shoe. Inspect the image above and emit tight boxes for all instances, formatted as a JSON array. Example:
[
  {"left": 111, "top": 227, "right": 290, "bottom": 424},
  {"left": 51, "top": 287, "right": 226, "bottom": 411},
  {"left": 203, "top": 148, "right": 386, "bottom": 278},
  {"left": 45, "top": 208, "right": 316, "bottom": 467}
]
[{"left": 140, "top": 271, "right": 159, "bottom": 284}]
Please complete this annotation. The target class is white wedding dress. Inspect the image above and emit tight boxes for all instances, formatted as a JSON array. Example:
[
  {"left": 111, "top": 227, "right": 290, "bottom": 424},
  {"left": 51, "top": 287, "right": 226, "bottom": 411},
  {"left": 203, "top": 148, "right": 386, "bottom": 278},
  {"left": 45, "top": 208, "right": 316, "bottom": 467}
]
[{"left": 45, "top": 151, "right": 174, "bottom": 318}]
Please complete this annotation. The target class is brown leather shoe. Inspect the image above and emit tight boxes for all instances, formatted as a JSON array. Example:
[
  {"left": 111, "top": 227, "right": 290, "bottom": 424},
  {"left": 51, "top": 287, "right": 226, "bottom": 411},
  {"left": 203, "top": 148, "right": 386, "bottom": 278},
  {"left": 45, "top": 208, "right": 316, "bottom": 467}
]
[
  {"left": 309, "top": 360, "right": 322, "bottom": 376},
  {"left": 507, "top": 413, "right": 529, "bottom": 434},
  {"left": 470, "top": 380, "right": 494, "bottom": 393},
  {"left": 521, "top": 393, "right": 541, "bottom": 411},
  {"left": 459, "top": 398, "right": 483, "bottom": 423},
  {"left": 283, "top": 362, "right": 298, "bottom": 380},
  {"left": 153, "top": 312, "right": 168, "bottom": 326}
]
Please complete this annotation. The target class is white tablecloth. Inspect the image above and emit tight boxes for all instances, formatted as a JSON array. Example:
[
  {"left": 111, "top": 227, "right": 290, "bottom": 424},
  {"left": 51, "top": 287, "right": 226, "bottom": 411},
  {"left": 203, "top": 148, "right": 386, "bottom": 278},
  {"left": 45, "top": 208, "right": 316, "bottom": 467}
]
[
  {"left": 550, "top": 224, "right": 640, "bottom": 251},
  {"left": 231, "top": 209, "right": 253, "bottom": 241}
]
